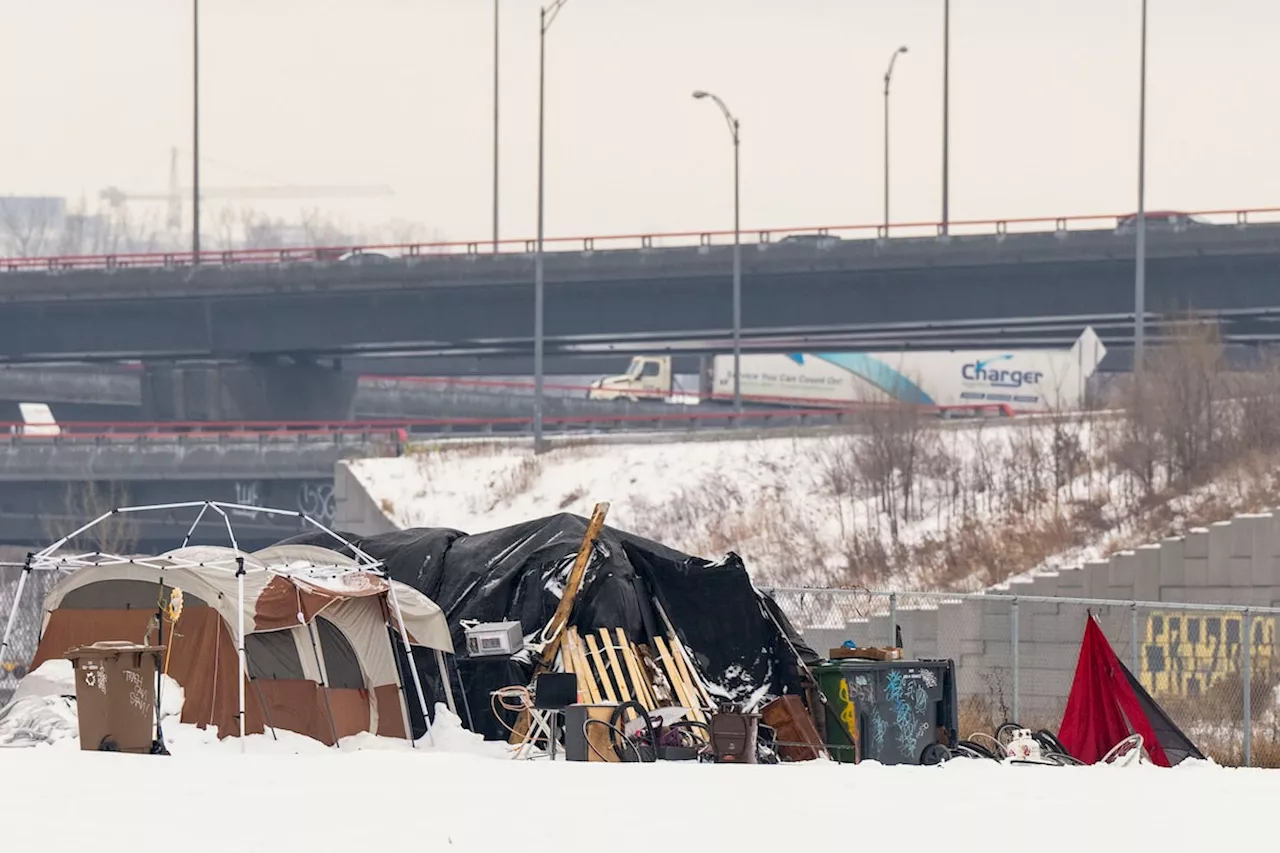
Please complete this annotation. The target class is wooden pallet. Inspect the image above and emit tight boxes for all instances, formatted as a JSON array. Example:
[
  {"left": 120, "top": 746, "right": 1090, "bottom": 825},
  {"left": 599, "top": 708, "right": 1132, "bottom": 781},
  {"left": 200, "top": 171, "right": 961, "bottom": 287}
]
[{"left": 561, "top": 626, "right": 710, "bottom": 725}]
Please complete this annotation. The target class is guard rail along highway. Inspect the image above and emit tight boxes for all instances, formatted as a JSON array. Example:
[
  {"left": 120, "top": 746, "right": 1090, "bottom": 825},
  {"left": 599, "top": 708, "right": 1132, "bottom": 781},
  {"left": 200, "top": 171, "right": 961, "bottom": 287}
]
[{"left": 2, "top": 205, "right": 1278, "bottom": 272}]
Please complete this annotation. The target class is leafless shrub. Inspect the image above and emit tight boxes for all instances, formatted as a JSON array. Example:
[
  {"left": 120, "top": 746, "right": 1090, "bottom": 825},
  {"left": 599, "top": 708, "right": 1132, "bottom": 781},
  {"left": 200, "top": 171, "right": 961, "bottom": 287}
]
[
  {"left": 486, "top": 455, "right": 542, "bottom": 510},
  {"left": 42, "top": 482, "right": 140, "bottom": 556}
]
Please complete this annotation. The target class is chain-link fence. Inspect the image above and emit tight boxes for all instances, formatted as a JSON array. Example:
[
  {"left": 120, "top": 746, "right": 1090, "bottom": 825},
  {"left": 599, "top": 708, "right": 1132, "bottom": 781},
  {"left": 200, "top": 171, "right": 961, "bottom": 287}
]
[
  {"left": 767, "top": 587, "right": 1280, "bottom": 767},
  {"left": 0, "top": 565, "right": 57, "bottom": 707}
]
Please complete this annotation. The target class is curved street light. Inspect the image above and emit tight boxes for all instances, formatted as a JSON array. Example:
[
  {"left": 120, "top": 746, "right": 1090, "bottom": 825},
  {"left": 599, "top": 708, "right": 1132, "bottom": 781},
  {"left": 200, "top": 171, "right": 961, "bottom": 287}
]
[
  {"left": 692, "top": 90, "right": 743, "bottom": 414},
  {"left": 883, "top": 45, "right": 908, "bottom": 236},
  {"left": 533, "top": 0, "right": 572, "bottom": 453}
]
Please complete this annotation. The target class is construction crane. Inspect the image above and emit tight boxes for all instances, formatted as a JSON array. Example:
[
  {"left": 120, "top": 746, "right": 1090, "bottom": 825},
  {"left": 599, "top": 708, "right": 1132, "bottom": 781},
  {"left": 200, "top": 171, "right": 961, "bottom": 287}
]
[{"left": 99, "top": 148, "right": 394, "bottom": 230}]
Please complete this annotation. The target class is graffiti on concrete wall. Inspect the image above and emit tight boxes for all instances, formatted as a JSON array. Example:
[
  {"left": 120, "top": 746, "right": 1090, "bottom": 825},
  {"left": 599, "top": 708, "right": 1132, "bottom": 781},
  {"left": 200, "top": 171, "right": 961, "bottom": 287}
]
[
  {"left": 225, "top": 481, "right": 335, "bottom": 525},
  {"left": 1141, "top": 611, "right": 1276, "bottom": 698},
  {"left": 297, "top": 482, "right": 335, "bottom": 525}
]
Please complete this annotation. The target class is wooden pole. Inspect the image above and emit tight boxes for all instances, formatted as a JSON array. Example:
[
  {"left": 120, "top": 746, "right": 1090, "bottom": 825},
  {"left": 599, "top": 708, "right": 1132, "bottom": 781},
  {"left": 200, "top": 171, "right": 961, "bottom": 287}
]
[{"left": 509, "top": 501, "right": 609, "bottom": 744}]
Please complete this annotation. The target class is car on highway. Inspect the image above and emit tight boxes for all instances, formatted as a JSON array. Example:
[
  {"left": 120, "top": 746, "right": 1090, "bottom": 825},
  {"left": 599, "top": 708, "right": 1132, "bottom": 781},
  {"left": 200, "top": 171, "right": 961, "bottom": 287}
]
[
  {"left": 778, "top": 233, "right": 841, "bottom": 247},
  {"left": 1114, "top": 211, "right": 1214, "bottom": 233},
  {"left": 335, "top": 250, "right": 395, "bottom": 264}
]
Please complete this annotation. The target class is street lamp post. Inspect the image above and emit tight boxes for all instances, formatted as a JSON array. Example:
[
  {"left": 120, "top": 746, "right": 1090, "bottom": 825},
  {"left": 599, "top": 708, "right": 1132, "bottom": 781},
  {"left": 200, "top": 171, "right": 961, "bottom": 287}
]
[
  {"left": 883, "top": 46, "right": 908, "bottom": 237},
  {"left": 693, "top": 90, "right": 743, "bottom": 414},
  {"left": 493, "top": 0, "right": 500, "bottom": 253},
  {"left": 192, "top": 0, "right": 201, "bottom": 263},
  {"left": 534, "top": 0, "right": 571, "bottom": 453},
  {"left": 942, "top": 0, "right": 949, "bottom": 235},
  {"left": 1134, "top": 0, "right": 1148, "bottom": 376}
]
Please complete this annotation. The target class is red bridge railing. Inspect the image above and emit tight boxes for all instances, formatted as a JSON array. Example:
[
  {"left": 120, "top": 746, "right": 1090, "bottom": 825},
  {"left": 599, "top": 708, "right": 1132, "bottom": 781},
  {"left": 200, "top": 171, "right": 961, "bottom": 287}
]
[
  {"left": 0, "top": 403, "right": 1013, "bottom": 443},
  {"left": 2, "top": 206, "right": 1278, "bottom": 274}
]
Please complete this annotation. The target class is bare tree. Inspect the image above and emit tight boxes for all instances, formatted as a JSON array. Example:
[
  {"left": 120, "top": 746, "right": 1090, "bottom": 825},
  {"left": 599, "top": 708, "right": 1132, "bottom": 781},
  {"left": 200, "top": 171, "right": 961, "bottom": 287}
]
[
  {"left": 42, "top": 482, "right": 141, "bottom": 556},
  {"left": 0, "top": 196, "right": 64, "bottom": 256},
  {"left": 854, "top": 402, "right": 937, "bottom": 541},
  {"left": 240, "top": 208, "right": 285, "bottom": 248},
  {"left": 297, "top": 207, "right": 355, "bottom": 247}
]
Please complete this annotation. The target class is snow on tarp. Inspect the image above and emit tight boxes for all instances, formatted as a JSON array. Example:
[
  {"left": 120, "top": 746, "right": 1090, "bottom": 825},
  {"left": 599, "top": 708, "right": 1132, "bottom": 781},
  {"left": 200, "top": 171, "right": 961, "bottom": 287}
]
[{"left": 277, "top": 513, "right": 817, "bottom": 738}]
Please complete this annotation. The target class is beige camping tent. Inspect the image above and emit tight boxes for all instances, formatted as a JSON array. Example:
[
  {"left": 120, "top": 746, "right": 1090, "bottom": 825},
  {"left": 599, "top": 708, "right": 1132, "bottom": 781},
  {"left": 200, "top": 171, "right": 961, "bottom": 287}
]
[{"left": 31, "top": 544, "right": 451, "bottom": 745}]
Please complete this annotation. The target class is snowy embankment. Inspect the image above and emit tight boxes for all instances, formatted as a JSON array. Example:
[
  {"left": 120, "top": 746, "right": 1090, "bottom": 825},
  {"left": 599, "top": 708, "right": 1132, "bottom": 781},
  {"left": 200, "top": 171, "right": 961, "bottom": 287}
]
[
  {"left": 352, "top": 413, "right": 1252, "bottom": 590},
  {"left": 2, "top": 668, "right": 1274, "bottom": 852},
  {"left": 355, "top": 427, "right": 1030, "bottom": 589}
]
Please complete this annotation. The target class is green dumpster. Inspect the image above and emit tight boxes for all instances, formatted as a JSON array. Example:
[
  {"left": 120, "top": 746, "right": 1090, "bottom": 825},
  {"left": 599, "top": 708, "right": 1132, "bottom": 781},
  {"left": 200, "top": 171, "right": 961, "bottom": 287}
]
[{"left": 813, "top": 659, "right": 958, "bottom": 765}]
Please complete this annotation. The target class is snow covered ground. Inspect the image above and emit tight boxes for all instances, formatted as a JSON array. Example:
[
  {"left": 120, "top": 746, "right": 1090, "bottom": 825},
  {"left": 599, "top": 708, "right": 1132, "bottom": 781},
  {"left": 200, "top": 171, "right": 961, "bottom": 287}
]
[
  {"left": 352, "top": 414, "right": 1280, "bottom": 591},
  {"left": 3, "top": 665, "right": 1277, "bottom": 852},
  {"left": 355, "top": 427, "right": 1026, "bottom": 587},
  {"left": 5, "top": 744, "right": 1274, "bottom": 853},
  {"left": 351, "top": 421, "right": 1133, "bottom": 587}
]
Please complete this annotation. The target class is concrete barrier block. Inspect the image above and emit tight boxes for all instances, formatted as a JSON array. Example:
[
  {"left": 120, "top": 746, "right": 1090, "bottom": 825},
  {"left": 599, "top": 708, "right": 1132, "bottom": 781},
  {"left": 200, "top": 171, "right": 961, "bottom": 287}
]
[
  {"left": 1246, "top": 587, "right": 1279, "bottom": 608},
  {"left": 1232, "top": 516, "right": 1257, "bottom": 558},
  {"left": 1206, "top": 550, "right": 1231, "bottom": 587},
  {"left": 1083, "top": 560, "right": 1113, "bottom": 599},
  {"left": 1134, "top": 545, "right": 1161, "bottom": 601},
  {"left": 1110, "top": 551, "right": 1137, "bottom": 587},
  {"left": 983, "top": 614, "right": 1013, "bottom": 643},
  {"left": 1158, "top": 538, "right": 1186, "bottom": 587},
  {"left": 1259, "top": 550, "right": 1280, "bottom": 584},
  {"left": 1185, "top": 557, "right": 1209, "bottom": 588},
  {"left": 1018, "top": 643, "right": 1084, "bottom": 672},
  {"left": 1230, "top": 556, "right": 1253, "bottom": 587},
  {"left": 979, "top": 640, "right": 1013, "bottom": 664},
  {"left": 1027, "top": 574, "right": 1063, "bottom": 596},
  {"left": 1027, "top": 615, "right": 1093, "bottom": 645},
  {"left": 1267, "top": 515, "right": 1280, "bottom": 558},
  {"left": 1182, "top": 586, "right": 1242, "bottom": 606},
  {"left": 1051, "top": 568, "right": 1085, "bottom": 592},
  {"left": 1208, "top": 522, "right": 1234, "bottom": 586},
  {"left": 1016, "top": 667, "right": 1077, "bottom": 707},
  {"left": 1184, "top": 529, "right": 1209, "bottom": 559}
]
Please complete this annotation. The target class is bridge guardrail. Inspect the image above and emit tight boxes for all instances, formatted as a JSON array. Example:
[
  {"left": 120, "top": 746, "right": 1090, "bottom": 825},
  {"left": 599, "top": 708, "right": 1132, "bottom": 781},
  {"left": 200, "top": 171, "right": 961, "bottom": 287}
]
[
  {"left": 0, "top": 402, "right": 1020, "bottom": 446},
  {"left": 3, "top": 206, "right": 1279, "bottom": 273}
]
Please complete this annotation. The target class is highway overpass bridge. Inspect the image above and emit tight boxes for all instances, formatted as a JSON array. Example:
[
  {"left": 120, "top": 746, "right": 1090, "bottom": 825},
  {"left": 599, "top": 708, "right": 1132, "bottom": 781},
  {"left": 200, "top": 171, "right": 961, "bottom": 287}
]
[
  {"left": 0, "top": 365, "right": 680, "bottom": 422},
  {"left": 3, "top": 207, "right": 1278, "bottom": 418}
]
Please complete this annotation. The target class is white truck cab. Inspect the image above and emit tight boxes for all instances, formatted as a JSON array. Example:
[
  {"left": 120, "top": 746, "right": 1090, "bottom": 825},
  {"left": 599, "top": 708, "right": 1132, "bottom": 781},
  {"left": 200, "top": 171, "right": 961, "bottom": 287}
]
[{"left": 587, "top": 356, "right": 674, "bottom": 401}]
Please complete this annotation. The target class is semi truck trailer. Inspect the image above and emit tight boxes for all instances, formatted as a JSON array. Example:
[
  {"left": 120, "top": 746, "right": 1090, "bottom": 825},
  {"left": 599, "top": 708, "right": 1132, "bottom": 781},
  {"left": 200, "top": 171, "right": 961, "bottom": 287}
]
[{"left": 587, "top": 327, "right": 1105, "bottom": 414}]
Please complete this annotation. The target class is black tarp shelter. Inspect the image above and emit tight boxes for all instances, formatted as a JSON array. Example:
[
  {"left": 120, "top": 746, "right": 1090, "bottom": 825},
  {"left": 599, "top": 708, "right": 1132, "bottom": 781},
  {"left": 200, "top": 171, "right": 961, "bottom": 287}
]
[{"left": 278, "top": 513, "right": 816, "bottom": 739}]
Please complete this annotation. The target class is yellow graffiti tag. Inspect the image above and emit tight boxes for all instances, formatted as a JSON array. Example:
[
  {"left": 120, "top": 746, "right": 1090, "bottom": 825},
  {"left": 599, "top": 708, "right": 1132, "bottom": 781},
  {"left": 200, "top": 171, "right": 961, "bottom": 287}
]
[
  {"left": 1140, "top": 611, "right": 1275, "bottom": 698},
  {"left": 835, "top": 676, "right": 859, "bottom": 744}
]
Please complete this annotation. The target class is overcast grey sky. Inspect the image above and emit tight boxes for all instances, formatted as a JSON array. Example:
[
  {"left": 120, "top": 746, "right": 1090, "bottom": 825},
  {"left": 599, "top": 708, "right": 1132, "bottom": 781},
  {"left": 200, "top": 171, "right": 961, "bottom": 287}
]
[{"left": 0, "top": 0, "right": 1275, "bottom": 242}]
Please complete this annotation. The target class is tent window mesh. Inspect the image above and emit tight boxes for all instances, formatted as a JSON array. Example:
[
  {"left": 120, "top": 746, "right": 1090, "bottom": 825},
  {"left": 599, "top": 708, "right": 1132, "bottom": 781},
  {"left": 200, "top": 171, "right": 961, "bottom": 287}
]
[
  {"left": 316, "top": 618, "right": 364, "bottom": 690},
  {"left": 61, "top": 580, "right": 207, "bottom": 611},
  {"left": 246, "top": 631, "right": 305, "bottom": 681}
]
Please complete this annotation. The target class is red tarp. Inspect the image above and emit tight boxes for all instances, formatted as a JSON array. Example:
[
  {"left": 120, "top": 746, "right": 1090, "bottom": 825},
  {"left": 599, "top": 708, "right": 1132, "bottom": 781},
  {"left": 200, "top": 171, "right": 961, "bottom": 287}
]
[{"left": 1058, "top": 616, "right": 1177, "bottom": 766}]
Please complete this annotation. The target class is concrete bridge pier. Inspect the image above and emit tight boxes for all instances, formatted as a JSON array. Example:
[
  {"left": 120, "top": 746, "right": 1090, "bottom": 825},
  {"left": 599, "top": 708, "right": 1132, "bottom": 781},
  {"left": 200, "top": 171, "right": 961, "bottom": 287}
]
[{"left": 141, "top": 363, "right": 358, "bottom": 422}]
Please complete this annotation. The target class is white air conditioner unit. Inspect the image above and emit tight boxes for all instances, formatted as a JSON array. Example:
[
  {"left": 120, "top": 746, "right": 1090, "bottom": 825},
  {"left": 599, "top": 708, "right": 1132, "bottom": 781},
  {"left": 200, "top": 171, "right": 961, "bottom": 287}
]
[{"left": 464, "top": 621, "right": 524, "bottom": 658}]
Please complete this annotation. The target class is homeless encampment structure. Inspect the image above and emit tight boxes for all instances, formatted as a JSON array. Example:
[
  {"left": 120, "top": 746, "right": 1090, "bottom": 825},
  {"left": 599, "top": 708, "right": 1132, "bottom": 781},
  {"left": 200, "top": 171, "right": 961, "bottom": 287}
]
[
  {"left": 5, "top": 499, "right": 1205, "bottom": 766},
  {"left": 278, "top": 508, "right": 823, "bottom": 745},
  {"left": 0, "top": 502, "right": 455, "bottom": 747},
  {"left": 31, "top": 545, "right": 454, "bottom": 744}
]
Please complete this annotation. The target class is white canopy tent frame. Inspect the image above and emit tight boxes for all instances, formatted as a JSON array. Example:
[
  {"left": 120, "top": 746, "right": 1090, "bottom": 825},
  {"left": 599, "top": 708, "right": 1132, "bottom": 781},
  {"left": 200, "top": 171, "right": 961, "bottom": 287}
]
[{"left": 0, "top": 499, "right": 444, "bottom": 751}]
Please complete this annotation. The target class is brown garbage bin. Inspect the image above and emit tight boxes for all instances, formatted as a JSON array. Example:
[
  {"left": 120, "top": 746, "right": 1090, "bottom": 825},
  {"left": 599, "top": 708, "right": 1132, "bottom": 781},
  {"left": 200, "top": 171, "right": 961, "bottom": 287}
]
[
  {"left": 710, "top": 712, "right": 761, "bottom": 764},
  {"left": 66, "top": 642, "right": 165, "bottom": 754}
]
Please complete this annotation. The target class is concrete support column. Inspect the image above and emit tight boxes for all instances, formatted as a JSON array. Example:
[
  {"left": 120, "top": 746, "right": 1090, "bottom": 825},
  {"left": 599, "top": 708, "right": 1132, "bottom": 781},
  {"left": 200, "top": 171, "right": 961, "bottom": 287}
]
[{"left": 141, "top": 363, "right": 358, "bottom": 422}]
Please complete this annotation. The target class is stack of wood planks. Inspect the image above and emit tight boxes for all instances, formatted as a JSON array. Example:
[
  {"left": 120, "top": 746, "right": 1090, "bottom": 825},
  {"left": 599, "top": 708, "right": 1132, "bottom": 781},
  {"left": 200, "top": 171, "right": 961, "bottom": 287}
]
[
  {"left": 508, "top": 500, "right": 720, "bottom": 747},
  {"left": 560, "top": 626, "right": 714, "bottom": 725}
]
